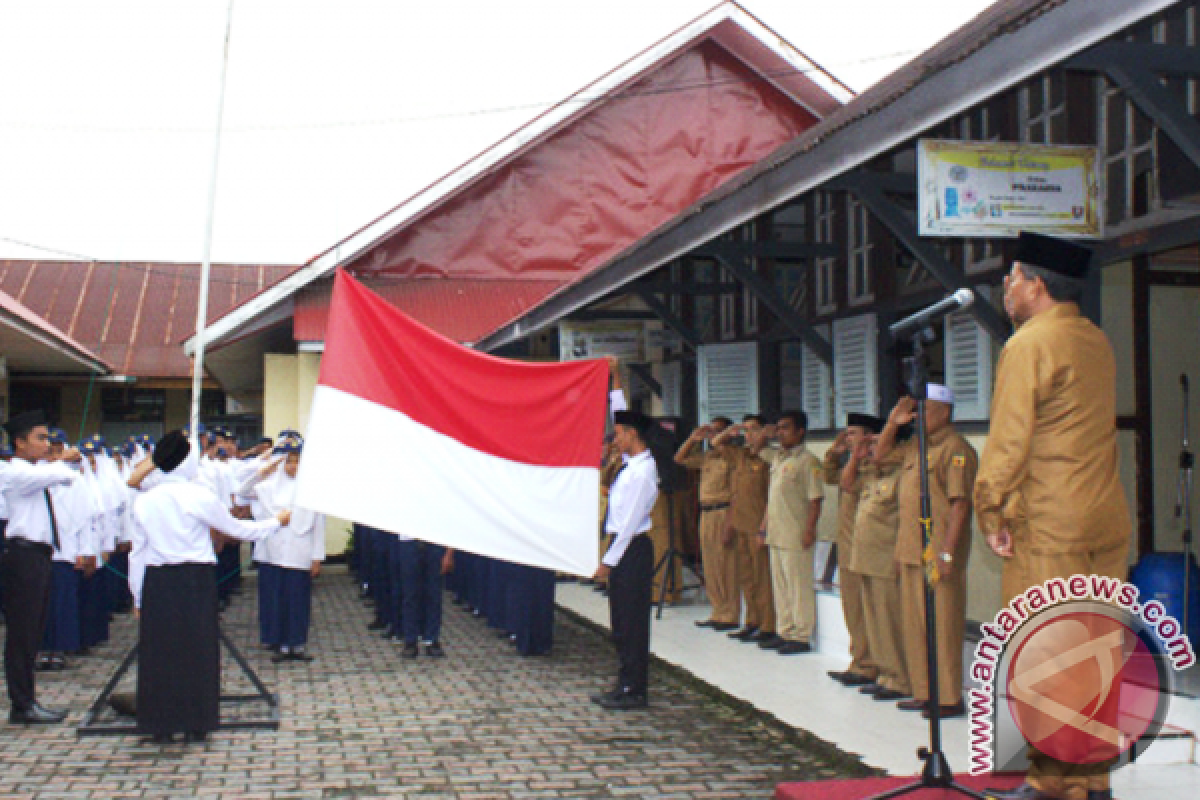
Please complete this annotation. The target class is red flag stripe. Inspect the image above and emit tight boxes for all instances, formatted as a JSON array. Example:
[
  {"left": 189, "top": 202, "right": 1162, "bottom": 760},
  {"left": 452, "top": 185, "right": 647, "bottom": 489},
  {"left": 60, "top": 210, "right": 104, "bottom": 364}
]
[{"left": 317, "top": 270, "right": 608, "bottom": 469}]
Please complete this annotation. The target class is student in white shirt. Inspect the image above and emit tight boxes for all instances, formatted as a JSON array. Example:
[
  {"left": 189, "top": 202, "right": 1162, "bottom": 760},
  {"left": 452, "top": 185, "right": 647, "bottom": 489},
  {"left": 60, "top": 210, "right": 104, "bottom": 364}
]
[
  {"left": 126, "top": 431, "right": 289, "bottom": 743},
  {"left": 238, "top": 439, "right": 325, "bottom": 663},
  {"left": 590, "top": 392, "right": 659, "bottom": 711},
  {"left": 1, "top": 410, "right": 81, "bottom": 725}
]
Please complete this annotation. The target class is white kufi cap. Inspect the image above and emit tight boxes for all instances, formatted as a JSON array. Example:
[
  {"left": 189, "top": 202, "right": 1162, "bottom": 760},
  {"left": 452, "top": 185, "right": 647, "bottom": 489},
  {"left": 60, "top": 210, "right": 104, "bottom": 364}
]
[{"left": 927, "top": 383, "right": 955, "bottom": 404}]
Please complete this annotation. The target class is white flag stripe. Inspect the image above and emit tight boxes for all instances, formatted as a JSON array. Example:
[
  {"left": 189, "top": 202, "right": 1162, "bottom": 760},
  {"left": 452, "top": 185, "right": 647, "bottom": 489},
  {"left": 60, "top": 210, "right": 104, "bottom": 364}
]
[{"left": 296, "top": 385, "right": 600, "bottom": 576}]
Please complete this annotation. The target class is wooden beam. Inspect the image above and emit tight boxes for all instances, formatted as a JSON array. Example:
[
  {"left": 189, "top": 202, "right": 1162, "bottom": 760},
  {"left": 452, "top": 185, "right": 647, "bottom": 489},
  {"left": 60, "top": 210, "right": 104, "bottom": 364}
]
[
  {"left": 1093, "top": 214, "right": 1200, "bottom": 266},
  {"left": 567, "top": 310, "right": 657, "bottom": 322},
  {"left": 627, "top": 363, "right": 663, "bottom": 398},
  {"left": 713, "top": 254, "right": 833, "bottom": 364},
  {"left": 1133, "top": 253, "right": 1155, "bottom": 556},
  {"left": 835, "top": 172, "right": 1011, "bottom": 343},
  {"left": 631, "top": 282, "right": 743, "bottom": 295},
  {"left": 1070, "top": 43, "right": 1200, "bottom": 171},
  {"left": 633, "top": 290, "right": 701, "bottom": 351},
  {"left": 1146, "top": 269, "right": 1200, "bottom": 287},
  {"left": 692, "top": 241, "right": 838, "bottom": 261}
]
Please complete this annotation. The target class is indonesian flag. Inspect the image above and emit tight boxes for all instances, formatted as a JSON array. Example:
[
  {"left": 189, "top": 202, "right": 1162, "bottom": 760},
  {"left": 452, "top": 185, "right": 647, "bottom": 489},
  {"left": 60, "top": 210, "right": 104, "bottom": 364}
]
[{"left": 295, "top": 270, "right": 608, "bottom": 576}]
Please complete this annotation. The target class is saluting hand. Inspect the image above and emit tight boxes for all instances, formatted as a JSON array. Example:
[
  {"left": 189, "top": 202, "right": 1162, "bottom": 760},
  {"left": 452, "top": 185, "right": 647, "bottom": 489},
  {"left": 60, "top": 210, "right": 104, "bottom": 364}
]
[
  {"left": 830, "top": 429, "right": 851, "bottom": 456},
  {"left": 276, "top": 510, "right": 292, "bottom": 527},
  {"left": 889, "top": 396, "right": 917, "bottom": 427},
  {"left": 60, "top": 447, "right": 83, "bottom": 464}
]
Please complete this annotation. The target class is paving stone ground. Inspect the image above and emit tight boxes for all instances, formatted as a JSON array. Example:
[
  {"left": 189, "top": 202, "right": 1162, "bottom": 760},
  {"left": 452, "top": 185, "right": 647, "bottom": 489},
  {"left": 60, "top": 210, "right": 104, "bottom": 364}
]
[{"left": 0, "top": 566, "right": 875, "bottom": 798}]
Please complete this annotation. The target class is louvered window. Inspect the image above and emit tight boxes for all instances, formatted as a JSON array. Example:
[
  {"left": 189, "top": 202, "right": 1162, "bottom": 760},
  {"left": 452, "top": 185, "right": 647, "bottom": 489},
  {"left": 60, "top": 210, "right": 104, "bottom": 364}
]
[
  {"left": 698, "top": 342, "right": 759, "bottom": 423},
  {"left": 944, "top": 304, "right": 994, "bottom": 421},
  {"left": 833, "top": 314, "right": 878, "bottom": 427},
  {"left": 660, "top": 361, "right": 682, "bottom": 418},
  {"left": 800, "top": 325, "right": 832, "bottom": 430}
]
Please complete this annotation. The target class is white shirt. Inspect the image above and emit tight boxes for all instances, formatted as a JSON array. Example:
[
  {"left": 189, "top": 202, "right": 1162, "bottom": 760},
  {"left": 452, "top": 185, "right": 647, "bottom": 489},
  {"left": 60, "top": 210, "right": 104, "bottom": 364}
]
[
  {"left": 602, "top": 449, "right": 658, "bottom": 568},
  {"left": 1, "top": 458, "right": 78, "bottom": 546},
  {"left": 239, "top": 467, "right": 325, "bottom": 571},
  {"left": 128, "top": 474, "right": 280, "bottom": 608}
]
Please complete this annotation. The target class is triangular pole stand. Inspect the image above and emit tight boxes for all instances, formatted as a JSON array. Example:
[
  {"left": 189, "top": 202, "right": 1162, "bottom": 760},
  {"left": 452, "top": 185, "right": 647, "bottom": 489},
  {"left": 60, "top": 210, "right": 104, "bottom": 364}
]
[{"left": 78, "top": 626, "right": 279, "bottom": 736}]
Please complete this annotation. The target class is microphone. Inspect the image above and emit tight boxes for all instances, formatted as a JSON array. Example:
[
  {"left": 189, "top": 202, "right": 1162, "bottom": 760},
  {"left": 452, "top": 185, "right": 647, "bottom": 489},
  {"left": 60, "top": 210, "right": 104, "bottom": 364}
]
[{"left": 889, "top": 288, "right": 975, "bottom": 339}]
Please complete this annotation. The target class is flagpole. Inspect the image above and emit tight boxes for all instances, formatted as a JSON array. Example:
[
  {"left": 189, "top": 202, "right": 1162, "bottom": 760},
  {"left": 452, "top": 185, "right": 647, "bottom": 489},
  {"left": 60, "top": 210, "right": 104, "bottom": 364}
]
[{"left": 190, "top": 0, "right": 236, "bottom": 440}]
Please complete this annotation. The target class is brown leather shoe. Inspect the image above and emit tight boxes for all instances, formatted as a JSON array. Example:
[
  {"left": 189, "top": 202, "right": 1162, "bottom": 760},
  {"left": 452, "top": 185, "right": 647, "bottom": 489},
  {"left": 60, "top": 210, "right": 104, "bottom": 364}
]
[{"left": 896, "top": 698, "right": 929, "bottom": 712}]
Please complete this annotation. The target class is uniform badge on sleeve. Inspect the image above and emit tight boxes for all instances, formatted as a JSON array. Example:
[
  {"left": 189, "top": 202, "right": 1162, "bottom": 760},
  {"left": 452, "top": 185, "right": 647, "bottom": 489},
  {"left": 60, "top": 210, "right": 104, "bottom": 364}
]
[{"left": 952, "top": 454, "right": 966, "bottom": 468}]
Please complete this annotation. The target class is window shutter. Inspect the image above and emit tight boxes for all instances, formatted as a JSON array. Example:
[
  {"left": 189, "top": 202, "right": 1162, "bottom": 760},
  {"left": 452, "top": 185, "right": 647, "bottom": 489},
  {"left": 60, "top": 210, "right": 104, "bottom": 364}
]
[
  {"left": 800, "top": 325, "right": 832, "bottom": 430},
  {"left": 698, "top": 342, "right": 759, "bottom": 423},
  {"left": 833, "top": 313, "right": 878, "bottom": 427},
  {"left": 945, "top": 304, "right": 994, "bottom": 421},
  {"left": 660, "top": 361, "right": 682, "bottom": 418}
]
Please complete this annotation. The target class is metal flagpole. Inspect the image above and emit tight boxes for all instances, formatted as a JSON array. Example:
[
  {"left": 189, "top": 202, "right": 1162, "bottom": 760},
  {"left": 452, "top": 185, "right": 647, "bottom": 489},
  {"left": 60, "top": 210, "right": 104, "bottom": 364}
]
[{"left": 189, "top": 0, "right": 236, "bottom": 439}]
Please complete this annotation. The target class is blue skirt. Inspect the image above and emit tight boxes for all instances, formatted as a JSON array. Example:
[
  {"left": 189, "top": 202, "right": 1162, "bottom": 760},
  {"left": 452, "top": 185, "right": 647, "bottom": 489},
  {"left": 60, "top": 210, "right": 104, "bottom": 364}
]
[
  {"left": 42, "top": 561, "right": 81, "bottom": 653},
  {"left": 78, "top": 568, "right": 109, "bottom": 648},
  {"left": 257, "top": 562, "right": 281, "bottom": 646},
  {"left": 276, "top": 567, "right": 313, "bottom": 648}
]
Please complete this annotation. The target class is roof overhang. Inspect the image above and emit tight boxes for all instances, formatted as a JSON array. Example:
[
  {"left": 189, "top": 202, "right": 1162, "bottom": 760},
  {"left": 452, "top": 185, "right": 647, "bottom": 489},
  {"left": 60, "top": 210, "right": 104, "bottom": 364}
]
[
  {"left": 475, "top": 0, "right": 1177, "bottom": 351},
  {"left": 0, "top": 289, "right": 110, "bottom": 375},
  {"left": 184, "top": 1, "right": 852, "bottom": 358}
]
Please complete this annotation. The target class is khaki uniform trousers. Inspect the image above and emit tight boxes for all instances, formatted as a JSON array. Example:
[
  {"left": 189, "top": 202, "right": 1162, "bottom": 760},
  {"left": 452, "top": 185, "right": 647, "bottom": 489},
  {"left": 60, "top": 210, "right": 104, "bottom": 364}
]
[
  {"left": 861, "top": 572, "right": 908, "bottom": 694},
  {"left": 769, "top": 546, "right": 815, "bottom": 643},
  {"left": 1007, "top": 539, "right": 1129, "bottom": 797},
  {"left": 699, "top": 509, "right": 739, "bottom": 624},
  {"left": 735, "top": 532, "right": 774, "bottom": 633},
  {"left": 839, "top": 568, "right": 876, "bottom": 679},
  {"left": 899, "top": 563, "right": 965, "bottom": 706}
]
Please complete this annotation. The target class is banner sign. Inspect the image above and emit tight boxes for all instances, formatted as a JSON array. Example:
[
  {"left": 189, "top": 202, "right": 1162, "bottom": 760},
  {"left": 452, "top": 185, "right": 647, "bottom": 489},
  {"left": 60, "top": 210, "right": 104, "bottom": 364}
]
[
  {"left": 558, "top": 322, "right": 644, "bottom": 362},
  {"left": 917, "top": 140, "right": 1101, "bottom": 238}
]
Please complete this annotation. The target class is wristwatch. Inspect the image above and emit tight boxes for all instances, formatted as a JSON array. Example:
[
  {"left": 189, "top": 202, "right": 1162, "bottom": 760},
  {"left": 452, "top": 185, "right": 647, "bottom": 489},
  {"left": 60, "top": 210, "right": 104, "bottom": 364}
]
[{"left": 938, "top": 551, "right": 953, "bottom": 564}]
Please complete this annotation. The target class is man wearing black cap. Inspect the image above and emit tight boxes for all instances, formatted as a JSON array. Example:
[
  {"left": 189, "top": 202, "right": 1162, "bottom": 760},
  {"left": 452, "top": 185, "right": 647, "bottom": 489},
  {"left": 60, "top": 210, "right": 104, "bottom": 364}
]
[
  {"left": 823, "top": 412, "right": 884, "bottom": 688},
  {"left": 977, "top": 233, "right": 1130, "bottom": 800},
  {"left": 1, "top": 410, "right": 82, "bottom": 724},
  {"left": 591, "top": 406, "right": 659, "bottom": 710}
]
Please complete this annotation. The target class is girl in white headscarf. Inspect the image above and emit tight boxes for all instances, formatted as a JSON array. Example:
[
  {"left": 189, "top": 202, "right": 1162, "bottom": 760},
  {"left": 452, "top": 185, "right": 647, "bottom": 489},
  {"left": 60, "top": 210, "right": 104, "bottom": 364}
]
[{"left": 238, "top": 440, "right": 325, "bottom": 663}]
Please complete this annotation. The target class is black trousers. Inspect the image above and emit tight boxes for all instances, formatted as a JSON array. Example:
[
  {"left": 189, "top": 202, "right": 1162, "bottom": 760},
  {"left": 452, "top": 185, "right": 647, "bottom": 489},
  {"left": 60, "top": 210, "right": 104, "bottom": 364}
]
[
  {"left": 1, "top": 539, "right": 53, "bottom": 711},
  {"left": 608, "top": 534, "right": 654, "bottom": 695}
]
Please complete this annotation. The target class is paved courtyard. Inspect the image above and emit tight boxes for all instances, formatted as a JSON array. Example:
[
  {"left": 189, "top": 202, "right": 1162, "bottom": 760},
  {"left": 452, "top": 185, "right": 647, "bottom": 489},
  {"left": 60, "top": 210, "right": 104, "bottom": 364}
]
[{"left": 0, "top": 567, "right": 875, "bottom": 799}]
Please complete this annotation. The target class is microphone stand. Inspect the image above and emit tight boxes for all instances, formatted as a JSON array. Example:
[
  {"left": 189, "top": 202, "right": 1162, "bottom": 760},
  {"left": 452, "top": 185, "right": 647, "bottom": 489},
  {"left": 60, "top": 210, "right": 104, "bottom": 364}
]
[
  {"left": 1176, "top": 374, "right": 1194, "bottom": 639},
  {"left": 866, "top": 330, "right": 984, "bottom": 800}
]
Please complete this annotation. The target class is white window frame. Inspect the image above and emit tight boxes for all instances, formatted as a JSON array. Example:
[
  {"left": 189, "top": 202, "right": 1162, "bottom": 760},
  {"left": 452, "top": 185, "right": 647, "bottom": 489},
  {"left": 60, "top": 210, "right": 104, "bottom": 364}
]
[
  {"left": 697, "top": 341, "right": 759, "bottom": 424},
  {"left": 847, "top": 196, "right": 873, "bottom": 305},
  {"left": 832, "top": 313, "right": 879, "bottom": 428},
  {"left": 958, "top": 107, "right": 1005, "bottom": 274},
  {"left": 1018, "top": 72, "right": 1066, "bottom": 144},
  {"left": 814, "top": 192, "right": 836, "bottom": 314},
  {"left": 660, "top": 361, "right": 682, "bottom": 418}
]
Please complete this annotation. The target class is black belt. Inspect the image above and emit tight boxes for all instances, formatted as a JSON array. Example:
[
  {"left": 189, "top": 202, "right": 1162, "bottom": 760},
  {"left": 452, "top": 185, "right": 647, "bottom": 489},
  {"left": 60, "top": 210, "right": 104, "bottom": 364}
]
[
  {"left": 700, "top": 503, "right": 730, "bottom": 513},
  {"left": 5, "top": 537, "right": 53, "bottom": 555}
]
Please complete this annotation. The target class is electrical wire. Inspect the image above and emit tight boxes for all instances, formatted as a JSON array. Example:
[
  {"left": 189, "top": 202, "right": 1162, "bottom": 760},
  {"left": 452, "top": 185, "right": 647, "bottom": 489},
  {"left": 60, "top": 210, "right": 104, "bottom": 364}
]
[{"left": 0, "top": 50, "right": 918, "bottom": 136}]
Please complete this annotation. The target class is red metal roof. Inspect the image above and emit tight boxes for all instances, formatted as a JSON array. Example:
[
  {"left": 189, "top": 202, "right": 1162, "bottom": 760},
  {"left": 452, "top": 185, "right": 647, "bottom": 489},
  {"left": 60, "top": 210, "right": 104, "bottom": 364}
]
[
  {"left": 0, "top": 286, "right": 111, "bottom": 373},
  {"left": 0, "top": 260, "right": 296, "bottom": 377},
  {"left": 294, "top": 278, "right": 565, "bottom": 345}
]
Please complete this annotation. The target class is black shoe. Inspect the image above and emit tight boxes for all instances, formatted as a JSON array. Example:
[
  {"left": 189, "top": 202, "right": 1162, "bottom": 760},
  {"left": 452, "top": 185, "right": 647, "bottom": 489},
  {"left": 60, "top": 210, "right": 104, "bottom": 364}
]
[
  {"left": 694, "top": 619, "right": 718, "bottom": 629},
  {"left": 1087, "top": 791, "right": 1114, "bottom": 800},
  {"left": 426, "top": 642, "right": 445, "bottom": 658},
  {"left": 896, "top": 699, "right": 929, "bottom": 712},
  {"left": 729, "top": 626, "right": 759, "bottom": 641},
  {"left": 141, "top": 733, "right": 175, "bottom": 745},
  {"left": 859, "top": 683, "right": 884, "bottom": 695},
  {"left": 596, "top": 690, "right": 648, "bottom": 711},
  {"left": 184, "top": 731, "right": 208, "bottom": 743},
  {"left": 757, "top": 634, "right": 785, "bottom": 649},
  {"left": 830, "top": 671, "right": 874, "bottom": 687},
  {"left": 402, "top": 642, "right": 419, "bottom": 659},
  {"left": 777, "top": 641, "right": 812, "bottom": 655},
  {"left": 9, "top": 705, "right": 66, "bottom": 725},
  {"left": 289, "top": 650, "right": 314, "bottom": 663},
  {"left": 367, "top": 619, "right": 387, "bottom": 631},
  {"left": 271, "top": 651, "right": 291, "bottom": 664},
  {"left": 873, "top": 688, "right": 908, "bottom": 701},
  {"left": 710, "top": 622, "right": 739, "bottom": 632},
  {"left": 589, "top": 685, "right": 622, "bottom": 705},
  {"left": 750, "top": 629, "right": 777, "bottom": 643},
  {"left": 827, "top": 670, "right": 855, "bottom": 684}
]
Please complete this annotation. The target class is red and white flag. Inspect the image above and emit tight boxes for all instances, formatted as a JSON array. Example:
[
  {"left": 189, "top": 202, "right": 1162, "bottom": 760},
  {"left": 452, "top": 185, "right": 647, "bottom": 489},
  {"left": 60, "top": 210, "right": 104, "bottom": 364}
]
[{"left": 295, "top": 270, "right": 608, "bottom": 576}]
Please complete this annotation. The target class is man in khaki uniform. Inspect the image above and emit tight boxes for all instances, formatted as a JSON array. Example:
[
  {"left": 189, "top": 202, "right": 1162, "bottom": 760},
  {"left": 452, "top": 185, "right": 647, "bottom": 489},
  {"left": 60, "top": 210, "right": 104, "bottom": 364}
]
[
  {"left": 758, "top": 411, "right": 824, "bottom": 654},
  {"left": 842, "top": 432, "right": 909, "bottom": 701},
  {"left": 675, "top": 418, "right": 739, "bottom": 630},
  {"left": 824, "top": 413, "right": 885, "bottom": 688},
  {"left": 977, "top": 234, "right": 1130, "bottom": 800},
  {"left": 877, "top": 386, "right": 976, "bottom": 718},
  {"left": 711, "top": 415, "right": 775, "bottom": 643}
]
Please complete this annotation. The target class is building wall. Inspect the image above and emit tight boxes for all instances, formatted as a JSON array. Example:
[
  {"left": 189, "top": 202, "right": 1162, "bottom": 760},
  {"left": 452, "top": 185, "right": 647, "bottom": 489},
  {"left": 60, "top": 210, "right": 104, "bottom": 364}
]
[
  {"left": 163, "top": 389, "right": 190, "bottom": 433},
  {"left": 58, "top": 383, "right": 103, "bottom": 441},
  {"left": 263, "top": 352, "right": 349, "bottom": 556}
]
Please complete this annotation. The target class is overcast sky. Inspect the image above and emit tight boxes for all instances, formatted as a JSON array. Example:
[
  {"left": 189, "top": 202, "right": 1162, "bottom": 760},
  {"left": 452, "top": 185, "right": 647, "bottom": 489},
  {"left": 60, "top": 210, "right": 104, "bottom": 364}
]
[{"left": 0, "top": 0, "right": 997, "bottom": 266}]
